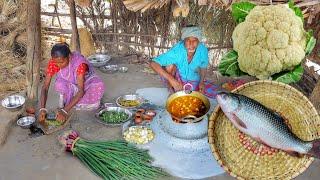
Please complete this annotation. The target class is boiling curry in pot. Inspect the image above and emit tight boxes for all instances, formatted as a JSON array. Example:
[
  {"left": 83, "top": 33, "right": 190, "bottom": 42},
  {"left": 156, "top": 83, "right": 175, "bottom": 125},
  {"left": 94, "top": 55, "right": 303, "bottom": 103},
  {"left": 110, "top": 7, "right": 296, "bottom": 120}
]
[{"left": 168, "top": 96, "right": 206, "bottom": 118}]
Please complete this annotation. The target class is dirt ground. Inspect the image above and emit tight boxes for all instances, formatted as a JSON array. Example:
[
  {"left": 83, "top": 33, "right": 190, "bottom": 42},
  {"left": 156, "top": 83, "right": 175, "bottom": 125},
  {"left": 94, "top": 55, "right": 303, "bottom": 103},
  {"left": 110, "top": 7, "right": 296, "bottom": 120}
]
[{"left": 0, "top": 63, "right": 319, "bottom": 180}]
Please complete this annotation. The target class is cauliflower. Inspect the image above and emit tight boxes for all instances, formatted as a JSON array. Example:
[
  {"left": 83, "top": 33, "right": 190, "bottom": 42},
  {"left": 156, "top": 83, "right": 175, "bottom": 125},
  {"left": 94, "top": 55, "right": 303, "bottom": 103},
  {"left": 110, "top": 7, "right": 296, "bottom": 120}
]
[{"left": 232, "top": 4, "right": 306, "bottom": 79}]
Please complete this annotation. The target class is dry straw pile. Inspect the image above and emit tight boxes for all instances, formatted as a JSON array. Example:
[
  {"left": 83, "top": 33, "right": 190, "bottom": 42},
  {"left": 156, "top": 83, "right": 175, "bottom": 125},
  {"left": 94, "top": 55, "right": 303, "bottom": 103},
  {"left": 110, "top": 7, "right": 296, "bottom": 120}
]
[
  {"left": 71, "top": 28, "right": 95, "bottom": 57},
  {"left": 75, "top": 0, "right": 92, "bottom": 7},
  {"left": 0, "top": 0, "right": 47, "bottom": 98}
]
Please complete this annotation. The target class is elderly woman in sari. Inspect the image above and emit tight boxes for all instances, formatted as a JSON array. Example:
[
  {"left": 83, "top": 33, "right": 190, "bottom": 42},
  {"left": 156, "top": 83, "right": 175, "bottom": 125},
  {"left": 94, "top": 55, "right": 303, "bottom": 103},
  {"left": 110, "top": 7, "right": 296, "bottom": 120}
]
[
  {"left": 39, "top": 43, "right": 105, "bottom": 123},
  {"left": 150, "top": 26, "right": 218, "bottom": 98}
]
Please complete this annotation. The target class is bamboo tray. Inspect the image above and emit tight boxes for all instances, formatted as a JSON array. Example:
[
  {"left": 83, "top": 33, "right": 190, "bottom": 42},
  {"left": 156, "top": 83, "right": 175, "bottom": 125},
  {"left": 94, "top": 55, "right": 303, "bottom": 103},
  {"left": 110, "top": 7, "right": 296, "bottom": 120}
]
[{"left": 208, "top": 80, "right": 320, "bottom": 179}]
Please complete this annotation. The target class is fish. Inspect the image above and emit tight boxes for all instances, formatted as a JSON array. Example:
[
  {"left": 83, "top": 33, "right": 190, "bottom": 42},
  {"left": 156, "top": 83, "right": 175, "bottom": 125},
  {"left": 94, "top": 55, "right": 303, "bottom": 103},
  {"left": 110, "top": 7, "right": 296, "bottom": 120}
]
[{"left": 216, "top": 92, "right": 320, "bottom": 158}]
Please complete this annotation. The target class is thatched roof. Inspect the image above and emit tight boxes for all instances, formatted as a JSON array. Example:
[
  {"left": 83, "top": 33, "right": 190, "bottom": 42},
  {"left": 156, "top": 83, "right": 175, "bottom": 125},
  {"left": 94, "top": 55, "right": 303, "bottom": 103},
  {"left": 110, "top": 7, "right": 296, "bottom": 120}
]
[
  {"left": 123, "top": 0, "right": 320, "bottom": 23},
  {"left": 123, "top": 0, "right": 172, "bottom": 13}
]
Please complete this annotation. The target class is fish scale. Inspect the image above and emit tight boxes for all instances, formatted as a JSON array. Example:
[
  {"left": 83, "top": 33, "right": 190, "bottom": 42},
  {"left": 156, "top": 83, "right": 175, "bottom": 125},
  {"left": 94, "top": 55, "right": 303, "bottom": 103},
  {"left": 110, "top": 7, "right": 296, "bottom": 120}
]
[
  {"left": 237, "top": 94, "right": 311, "bottom": 153},
  {"left": 217, "top": 92, "right": 315, "bottom": 156}
]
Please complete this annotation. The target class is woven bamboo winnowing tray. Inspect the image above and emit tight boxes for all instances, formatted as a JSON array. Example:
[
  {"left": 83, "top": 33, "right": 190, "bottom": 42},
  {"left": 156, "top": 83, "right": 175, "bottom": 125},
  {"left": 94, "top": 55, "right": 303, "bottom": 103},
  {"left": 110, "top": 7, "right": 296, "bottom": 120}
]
[{"left": 209, "top": 80, "right": 320, "bottom": 179}]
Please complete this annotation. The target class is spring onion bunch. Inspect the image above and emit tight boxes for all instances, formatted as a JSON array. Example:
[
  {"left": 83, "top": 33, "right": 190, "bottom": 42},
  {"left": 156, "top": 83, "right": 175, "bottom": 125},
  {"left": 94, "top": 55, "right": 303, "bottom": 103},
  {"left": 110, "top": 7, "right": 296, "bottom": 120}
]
[{"left": 58, "top": 130, "right": 167, "bottom": 180}]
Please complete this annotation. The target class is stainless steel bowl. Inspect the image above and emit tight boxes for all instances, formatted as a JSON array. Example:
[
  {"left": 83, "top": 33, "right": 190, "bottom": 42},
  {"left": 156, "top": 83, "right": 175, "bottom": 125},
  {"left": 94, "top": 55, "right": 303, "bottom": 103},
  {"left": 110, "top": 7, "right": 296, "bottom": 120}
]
[
  {"left": 99, "top": 64, "right": 118, "bottom": 74},
  {"left": 116, "top": 94, "right": 144, "bottom": 109},
  {"left": 17, "top": 116, "right": 35, "bottom": 129},
  {"left": 95, "top": 106, "right": 133, "bottom": 126},
  {"left": 87, "top": 54, "right": 111, "bottom": 67},
  {"left": 1, "top": 95, "right": 25, "bottom": 110},
  {"left": 122, "top": 125, "right": 155, "bottom": 145},
  {"left": 118, "top": 66, "right": 128, "bottom": 73}
]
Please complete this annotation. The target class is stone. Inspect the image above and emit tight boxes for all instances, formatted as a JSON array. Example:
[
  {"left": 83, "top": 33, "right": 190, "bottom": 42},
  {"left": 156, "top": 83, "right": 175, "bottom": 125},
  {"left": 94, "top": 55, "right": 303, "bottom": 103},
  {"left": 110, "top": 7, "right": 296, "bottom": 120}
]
[{"left": 0, "top": 107, "right": 22, "bottom": 146}]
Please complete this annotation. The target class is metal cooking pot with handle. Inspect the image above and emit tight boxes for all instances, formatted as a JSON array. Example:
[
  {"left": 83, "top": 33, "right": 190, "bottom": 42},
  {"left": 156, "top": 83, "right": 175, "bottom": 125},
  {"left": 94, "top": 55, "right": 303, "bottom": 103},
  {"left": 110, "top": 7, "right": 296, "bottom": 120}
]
[{"left": 166, "top": 83, "right": 210, "bottom": 123}]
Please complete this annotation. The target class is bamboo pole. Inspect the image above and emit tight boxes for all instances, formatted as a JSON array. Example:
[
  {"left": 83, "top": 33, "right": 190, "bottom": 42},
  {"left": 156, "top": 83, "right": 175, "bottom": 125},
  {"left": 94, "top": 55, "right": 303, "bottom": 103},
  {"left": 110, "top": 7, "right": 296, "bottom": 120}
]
[
  {"left": 43, "top": 27, "right": 73, "bottom": 34},
  {"left": 26, "top": 0, "right": 41, "bottom": 101},
  {"left": 95, "top": 32, "right": 161, "bottom": 38},
  {"left": 41, "top": 11, "right": 111, "bottom": 19},
  {"left": 68, "top": 0, "right": 80, "bottom": 51},
  {"left": 95, "top": 40, "right": 232, "bottom": 50},
  {"left": 96, "top": 40, "right": 170, "bottom": 49}
]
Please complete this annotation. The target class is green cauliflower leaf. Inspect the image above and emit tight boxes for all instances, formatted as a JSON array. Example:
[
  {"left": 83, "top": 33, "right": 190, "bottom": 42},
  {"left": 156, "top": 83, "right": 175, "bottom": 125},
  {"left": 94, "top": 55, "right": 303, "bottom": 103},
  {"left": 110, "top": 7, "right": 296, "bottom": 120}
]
[
  {"left": 288, "top": 0, "right": 304, "bottom": 23},
  {"left": 231, "top": 2, "right": 256, "bottom": 23},
  {"left": 272, "top": 64, "right": 303, "bottom": 84},
  {"left": 218, "top": 50, "right": 246, "bottom": 77},
  {"left": 305, "top": 30, "right": 317, "bottom": 55}
]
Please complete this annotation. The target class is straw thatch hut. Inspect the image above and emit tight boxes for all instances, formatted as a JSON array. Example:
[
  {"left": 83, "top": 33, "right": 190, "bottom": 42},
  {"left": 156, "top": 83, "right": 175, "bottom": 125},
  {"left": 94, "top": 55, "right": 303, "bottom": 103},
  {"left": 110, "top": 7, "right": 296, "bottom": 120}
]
[{"left": 0, "top": 0, "right": 319, "bottom": 107}]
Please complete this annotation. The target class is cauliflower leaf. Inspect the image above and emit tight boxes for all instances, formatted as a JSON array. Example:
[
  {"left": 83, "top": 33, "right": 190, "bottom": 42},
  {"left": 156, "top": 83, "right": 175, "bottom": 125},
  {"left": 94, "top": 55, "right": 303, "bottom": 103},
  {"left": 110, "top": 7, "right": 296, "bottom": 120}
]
[
  {"left": 306, "top": 30, "right": 317, "bottom": 55},
  {"left": 288, "top": 0, "right": 304, "bottom": 23},
  {"left": 218, "top": 50, "right": 246, "bottom": 76},
  {"left": 231, "top": 2, "right": 256, "bottom": 23},
  {"left": 272, "top": 64, "right": 303, "bottom": 84}
]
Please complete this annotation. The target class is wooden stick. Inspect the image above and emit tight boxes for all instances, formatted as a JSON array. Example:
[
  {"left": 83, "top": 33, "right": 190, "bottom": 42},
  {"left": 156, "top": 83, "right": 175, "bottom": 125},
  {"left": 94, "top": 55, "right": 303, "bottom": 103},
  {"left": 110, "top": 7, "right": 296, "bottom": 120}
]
[
  {"left": 41, "top": 11, "right": 112, "bottom": 19},
  {"left": 48, "top": 1, "right": 62, "bottom": 29},
  {"left": 26, "top": 0, "right": 41, "bottom": 101},
  {"left": 96, "top": 40, "right": 170, "bottom": 49},
  {"left": 43, "top": 27, "right": 72, "bottom": 34},
  {"left": 73, "top": 6, "right": 94, "bottom": 33},
  {"left": 95, "top": 32, "right": 162, "bottom": 38},
  {"left": 96, "top": 40, "right": 232, "bottom": 50},
  {"left": 54, "top": 0, "right": 62, "bottom": 29},
  {"left": 43, "top": 29, "right": 232, "bottom": 49},
  {"left": 42, "top": 33, "right": 71, "bottom": 39},
  {"left": 68, "top": 0, "right": 80, "bottom": 51},
  {"left": 296, "top": 0, "right": 320, "bottom": 7}
]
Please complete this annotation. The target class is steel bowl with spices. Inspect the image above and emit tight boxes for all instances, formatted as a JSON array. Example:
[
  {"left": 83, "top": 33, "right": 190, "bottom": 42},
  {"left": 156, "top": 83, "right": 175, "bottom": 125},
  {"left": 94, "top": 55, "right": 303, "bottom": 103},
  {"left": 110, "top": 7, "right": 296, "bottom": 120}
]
[{"left": 116, "top": 94, "right": 144, "bottom": 109}]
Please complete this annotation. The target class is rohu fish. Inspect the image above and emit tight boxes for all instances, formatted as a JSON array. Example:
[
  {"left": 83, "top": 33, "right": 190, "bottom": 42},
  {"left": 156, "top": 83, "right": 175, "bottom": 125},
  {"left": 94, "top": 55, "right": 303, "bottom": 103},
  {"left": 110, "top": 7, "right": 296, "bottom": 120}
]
[{"left": 216, "top": 92, "right": 320, "bottom": 158}]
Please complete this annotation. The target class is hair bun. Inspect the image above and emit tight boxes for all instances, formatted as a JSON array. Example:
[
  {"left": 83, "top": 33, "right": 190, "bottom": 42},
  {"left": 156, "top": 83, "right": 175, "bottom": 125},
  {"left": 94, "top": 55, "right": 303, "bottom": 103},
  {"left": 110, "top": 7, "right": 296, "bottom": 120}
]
[{"left": 51, "top": 43, "right": 71, "bottom": 58}]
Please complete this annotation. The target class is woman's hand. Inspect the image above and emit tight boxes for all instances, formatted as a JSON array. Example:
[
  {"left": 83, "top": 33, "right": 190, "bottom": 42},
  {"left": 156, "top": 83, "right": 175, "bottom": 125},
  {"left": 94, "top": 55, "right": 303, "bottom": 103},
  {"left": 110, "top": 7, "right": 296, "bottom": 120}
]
[
  {"left": 39, "top": 109, "right": 47, "bottom": 123},
  {"left": 56, "top": 109, "right": 67, "bottom": 123},
  {"left": 199, "top": 82, "right": 205, "bottom": 93},
  {"left": 170, "top": 79, "right": 183, "bottom": 92}
]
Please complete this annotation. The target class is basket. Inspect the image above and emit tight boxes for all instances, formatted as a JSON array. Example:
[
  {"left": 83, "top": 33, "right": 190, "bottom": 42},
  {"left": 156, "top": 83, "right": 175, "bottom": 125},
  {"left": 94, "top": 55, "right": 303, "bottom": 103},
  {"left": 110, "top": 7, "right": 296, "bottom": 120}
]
[{"left": 208, "top": 80, "right": 320, "bottom": 179}]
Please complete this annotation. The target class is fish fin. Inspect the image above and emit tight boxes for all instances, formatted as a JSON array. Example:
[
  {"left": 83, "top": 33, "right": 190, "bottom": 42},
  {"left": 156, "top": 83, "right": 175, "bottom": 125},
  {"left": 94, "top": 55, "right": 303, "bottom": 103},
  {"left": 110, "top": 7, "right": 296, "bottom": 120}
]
[
  {"left": 266, "top": 107, "right": 283, "bottom": 120},
  {"left": 285, "top": 150, "right": 303, "bottom": 158},
  {"left": 255, "top": 137, "right": 270, "bottom": 147},
  {"left": 307, "top": 139, "right": 320, "bottom": 159},
  {"left": 255, "top": 137, "right": 278, "bottom": 150},
  {"left": 231, "top": 113, "right": 247, "bottom": 129},
  {"left": 255, "top": 138, "right": 302, "bottom": 157},
  {"left": 273, "top": 111, "right": 283, "bottom": 119}
]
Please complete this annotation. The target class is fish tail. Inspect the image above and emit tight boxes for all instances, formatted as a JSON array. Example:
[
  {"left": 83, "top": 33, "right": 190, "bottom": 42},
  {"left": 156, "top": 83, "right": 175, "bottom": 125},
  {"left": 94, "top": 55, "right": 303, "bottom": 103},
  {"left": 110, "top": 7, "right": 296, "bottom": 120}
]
[{"left": 308, "top": 139, "right": 320, "bottom": 159}]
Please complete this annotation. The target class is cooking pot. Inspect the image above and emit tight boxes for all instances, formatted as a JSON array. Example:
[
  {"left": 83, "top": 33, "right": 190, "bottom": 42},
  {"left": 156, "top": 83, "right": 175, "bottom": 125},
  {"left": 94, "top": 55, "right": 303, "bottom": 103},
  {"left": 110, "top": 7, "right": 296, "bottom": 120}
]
[{"left": 166, "top": 83, "right": 210, "bottom": 123}]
